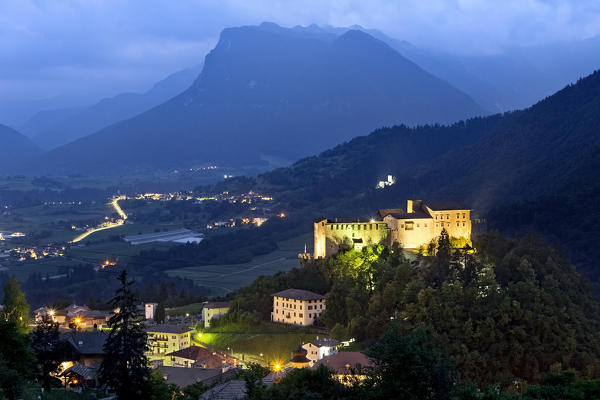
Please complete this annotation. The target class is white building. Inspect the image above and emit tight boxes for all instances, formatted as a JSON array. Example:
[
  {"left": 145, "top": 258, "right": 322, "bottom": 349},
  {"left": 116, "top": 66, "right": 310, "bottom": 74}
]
[
  {"left": 302, "top": 337, "right": 340, "bottom": 366},
  {"left": 145, "top": 303, "right": 158, "bottom": 320},
  {"left": 271, "top": 289, "right": 325, "bottom": 326},
  {"left": 202, "top": 301, "right": 231, "bottom": 328}
]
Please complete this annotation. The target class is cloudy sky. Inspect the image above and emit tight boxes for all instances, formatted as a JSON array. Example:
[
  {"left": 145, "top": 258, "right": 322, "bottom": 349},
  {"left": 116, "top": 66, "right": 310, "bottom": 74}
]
[{"left": 2, "top": 0, "right": 600, "bottom": 103}]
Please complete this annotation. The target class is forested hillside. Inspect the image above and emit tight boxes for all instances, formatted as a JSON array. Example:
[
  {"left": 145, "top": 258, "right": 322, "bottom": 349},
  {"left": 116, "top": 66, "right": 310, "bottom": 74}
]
[
  {"left": 227, "top": 233, "right": 600, "bottom": 387},
  {"left": 212, "top": 69, "right": 600, "bottom": 287}
]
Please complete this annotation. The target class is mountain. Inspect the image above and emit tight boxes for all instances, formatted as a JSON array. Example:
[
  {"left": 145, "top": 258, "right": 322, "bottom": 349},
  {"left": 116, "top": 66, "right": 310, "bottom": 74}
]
[
  {"left": 21, "top": 65, "right": 202, "bottom": 149},
  {"left": 34, "top": 23, "right": 485, "bottom": 174},
  {"left": 293, "top": 24, "right": 600, "bottom": 113},
  {"left": 0, "top": 124, "right": 41, "bottom": 169},
  {"left": 225, "top": 69, "right": 600, "bottom": 287}
]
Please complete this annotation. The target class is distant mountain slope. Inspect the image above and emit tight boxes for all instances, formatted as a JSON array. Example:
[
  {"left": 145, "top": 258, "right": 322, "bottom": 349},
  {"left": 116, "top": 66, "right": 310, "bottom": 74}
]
[
  {"left": 260, "top": 69, "right": 599, "bottom": 204},
  {"left": 21, "top": 65, "right": 202, "bottom": 149},
  {"left": 0, "top": 124, "right": 41, "bottom": 169},
  {"left": 35, "top": 23, "right": 485, "bottom": 174},
  {"left": 289, "top": 24, "right": 600, "bottom": 113}
]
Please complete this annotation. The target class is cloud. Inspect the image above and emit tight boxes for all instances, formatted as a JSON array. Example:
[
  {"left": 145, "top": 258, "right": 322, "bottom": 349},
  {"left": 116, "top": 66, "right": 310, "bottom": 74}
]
[{"left": 1, "top": 0, "right": 599, "bottom": 102}]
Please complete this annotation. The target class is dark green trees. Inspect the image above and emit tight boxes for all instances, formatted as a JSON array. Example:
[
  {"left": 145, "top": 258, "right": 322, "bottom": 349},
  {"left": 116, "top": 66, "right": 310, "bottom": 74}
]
[
  {"left": 0, "top": 319, "right": 35, "bottom": 399},
  {"left": 154, "top": 302, "right": 166, "bottom": 324},
  {"left": 2, "top": 276, "right": 30, "bottom": 332},
  {"left": 99, "top": 270, "right": 151, "bottom": 398},
  {"left": 364, "top": 326, "right": 455, "bottom": 400}
]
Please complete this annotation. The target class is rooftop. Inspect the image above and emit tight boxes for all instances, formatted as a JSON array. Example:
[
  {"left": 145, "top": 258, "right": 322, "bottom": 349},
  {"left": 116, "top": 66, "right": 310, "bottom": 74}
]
[
  {"left": 62, "top": 331, "right": 107, "bottom": 355},
  {"left": 309, "top": 337, "right": 340, "bottom": 348},
  {"left": 146, "top": 323, "right": 193, "bottom": 334},
  {"left": 204, "top": 301, "right": 231, "bottom": 309},
  {"left": 60, "top": 363, "right": 97, "bottom": 379},
  {"left": 272, "top": 288, "right": 325, "bottom": 301},
  {"left": 199, "top": 379, "right": 247, "bottom": 400},
  {"left": 425, "top": 201, "right": 471, "bottom": 211},
  {"left": 160, "top": 366, "right": 223, "bottom": 388},
  {"left": 312, "top": 352, "right": 375, "bottom": 374},
  {"left": 166, "top": 345, "right": 224, "bottom": 362}
]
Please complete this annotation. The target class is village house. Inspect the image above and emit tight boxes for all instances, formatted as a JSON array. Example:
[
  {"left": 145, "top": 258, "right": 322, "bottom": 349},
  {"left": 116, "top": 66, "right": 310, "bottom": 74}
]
[
  {"left": 271, "top": 289, "right": 325, "bottom": 326},
  {"left": 58, "top": 330, "right": 108, "bottom": 389},
  {"left": 146, "top": 324, "right": 193, "bottom": 365},
  {"left": 302, "top": 337, "right": 340, "bottom": 366},
  {"left": 35, "top": 304, "right": 110, "bottom": 329},
  {"left": 312, "top": 352, "right": 375, "bottom": 384},
  {"left": 164, "top": 345, "right": 237, "bottom": 370},
  {"left": 313, "top": 199, "right": 472, "bottom": 258},
  {"left": 202, "top": 301, "right": 231, "bottom": 328}
]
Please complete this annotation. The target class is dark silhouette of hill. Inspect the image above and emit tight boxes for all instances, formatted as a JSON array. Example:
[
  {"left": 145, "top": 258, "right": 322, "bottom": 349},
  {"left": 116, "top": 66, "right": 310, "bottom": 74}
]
[
  {"left": 34, "top": 23, "right": 484, "bottom": 174},
  {"left": 0, "top": 124, "right": 41, "bottom": 170},
  {"left": 20, "top": 65, "right": 202, "bottom": 150}
]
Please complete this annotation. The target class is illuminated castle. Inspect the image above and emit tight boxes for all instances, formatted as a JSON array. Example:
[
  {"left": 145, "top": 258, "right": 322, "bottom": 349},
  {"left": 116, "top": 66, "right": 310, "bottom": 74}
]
[{"left": 313, "top": 200, "right": 471, "bottom": 258}]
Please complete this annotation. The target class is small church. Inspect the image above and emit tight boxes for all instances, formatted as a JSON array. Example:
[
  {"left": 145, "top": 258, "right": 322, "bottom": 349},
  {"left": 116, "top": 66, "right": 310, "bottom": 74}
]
[{"left": 313, "top": 200, "right": 472, "bottom": 258}]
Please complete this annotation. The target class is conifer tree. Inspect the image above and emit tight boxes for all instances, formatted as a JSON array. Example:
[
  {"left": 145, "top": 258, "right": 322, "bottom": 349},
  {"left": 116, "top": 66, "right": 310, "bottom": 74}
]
[
  {"left": 154, "top": 302, "right": 166, "bottom": 324},
  {"left": 99, "top": 270, "right": 151, "bottom": 398}
]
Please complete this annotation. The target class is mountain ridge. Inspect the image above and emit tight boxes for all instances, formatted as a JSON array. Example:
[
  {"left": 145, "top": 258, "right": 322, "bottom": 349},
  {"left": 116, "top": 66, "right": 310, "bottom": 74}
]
[
  {"left": 21, "top": 65, "right": 202, "bottom": 150},
  {"left": 30, "top": 24, "right": 485, "bottom": 175}
]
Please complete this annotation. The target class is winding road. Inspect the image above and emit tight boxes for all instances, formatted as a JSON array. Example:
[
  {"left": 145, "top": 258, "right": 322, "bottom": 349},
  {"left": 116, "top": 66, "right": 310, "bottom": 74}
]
[{"left": 71, "top": 196, "right": 127, "bottom": 243}]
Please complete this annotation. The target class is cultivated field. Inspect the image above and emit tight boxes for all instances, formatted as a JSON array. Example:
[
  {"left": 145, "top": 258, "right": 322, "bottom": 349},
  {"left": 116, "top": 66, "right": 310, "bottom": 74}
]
[{"left": 166, "top": 233, "right": 312, "bottom": 295}]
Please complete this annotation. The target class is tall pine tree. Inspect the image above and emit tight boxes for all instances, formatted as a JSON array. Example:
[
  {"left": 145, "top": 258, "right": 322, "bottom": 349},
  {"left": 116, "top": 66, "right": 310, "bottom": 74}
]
[{"left": 99, "top": 270, "right": 151, "bottom": 398}]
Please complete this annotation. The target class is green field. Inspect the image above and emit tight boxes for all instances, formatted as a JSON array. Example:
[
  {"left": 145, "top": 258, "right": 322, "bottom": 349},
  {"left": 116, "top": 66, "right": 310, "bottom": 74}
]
[
  {"left": 196, "top": 321, "right": 322, "bottom": 367},
  {"left": 0, "top": 202, "right": 112, "bottom": 243},
  {"left": 166, "top": 303, "right": 205, "bottom": 316},
  {"left": 166, "top": 233, "right": 312, "bottom": 295}
]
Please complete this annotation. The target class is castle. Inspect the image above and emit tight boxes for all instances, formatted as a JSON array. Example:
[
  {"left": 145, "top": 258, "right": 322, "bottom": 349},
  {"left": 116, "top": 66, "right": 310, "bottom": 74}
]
[{"left": 313, "top": 200, "right": 471, "bottom": 258}]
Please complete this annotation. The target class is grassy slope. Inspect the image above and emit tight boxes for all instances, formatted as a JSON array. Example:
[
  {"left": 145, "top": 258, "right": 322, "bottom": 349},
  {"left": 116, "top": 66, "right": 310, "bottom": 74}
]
[{"left": 197, "top": 320, "right": 321, "bottom": 366}]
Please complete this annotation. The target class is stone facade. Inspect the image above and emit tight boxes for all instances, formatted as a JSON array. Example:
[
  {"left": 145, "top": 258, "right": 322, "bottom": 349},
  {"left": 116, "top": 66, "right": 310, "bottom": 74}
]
[{"left": 314, "top": 200, "right": 471, "bottom": 258}]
